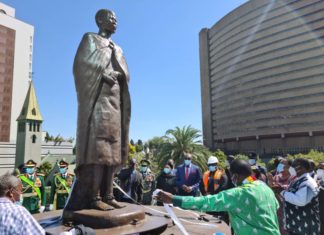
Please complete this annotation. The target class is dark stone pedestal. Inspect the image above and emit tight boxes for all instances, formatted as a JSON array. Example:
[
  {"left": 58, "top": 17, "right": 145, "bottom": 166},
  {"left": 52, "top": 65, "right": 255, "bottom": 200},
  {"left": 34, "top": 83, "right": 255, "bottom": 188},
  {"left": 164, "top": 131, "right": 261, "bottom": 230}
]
[
  {"left": 34, "top": 205, "right": 231, "bottom": 234},
  {"left": 34, "top": 205, "right": 168, "bottom": 235},
  {"left": 63, "top": 203, "right": 145, "bottom": 229}
]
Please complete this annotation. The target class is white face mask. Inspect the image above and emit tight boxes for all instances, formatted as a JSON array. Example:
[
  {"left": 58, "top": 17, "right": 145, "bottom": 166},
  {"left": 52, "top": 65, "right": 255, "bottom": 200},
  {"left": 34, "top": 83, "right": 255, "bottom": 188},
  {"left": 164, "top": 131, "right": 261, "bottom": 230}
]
[
  {"left": 317, "top": 169, "right": 324, "bottom": 179},
  {"left": 248, "top": 159, "right": 256, "bottom": 165},
  {"left": 289, "top": 167, "right": 297, "bottom": 177}
]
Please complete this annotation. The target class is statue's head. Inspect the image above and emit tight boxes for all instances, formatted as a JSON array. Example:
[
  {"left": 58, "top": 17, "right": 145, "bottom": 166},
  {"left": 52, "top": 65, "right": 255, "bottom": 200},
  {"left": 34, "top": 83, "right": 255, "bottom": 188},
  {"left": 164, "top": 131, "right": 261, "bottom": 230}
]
[{"left": 95, "top": 9, "right": 117, "bottom": 34}]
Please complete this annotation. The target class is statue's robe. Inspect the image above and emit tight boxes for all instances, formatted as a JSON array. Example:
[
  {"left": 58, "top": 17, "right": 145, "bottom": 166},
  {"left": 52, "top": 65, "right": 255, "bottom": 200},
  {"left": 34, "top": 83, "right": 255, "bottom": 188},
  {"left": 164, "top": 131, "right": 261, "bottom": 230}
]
[{"left": 74, "top": 32, "right": 131, "bottom": 168}]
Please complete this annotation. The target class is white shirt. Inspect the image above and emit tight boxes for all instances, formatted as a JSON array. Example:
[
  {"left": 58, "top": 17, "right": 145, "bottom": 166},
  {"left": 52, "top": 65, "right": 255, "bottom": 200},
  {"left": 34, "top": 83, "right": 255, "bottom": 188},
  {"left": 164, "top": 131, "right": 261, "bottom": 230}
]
[
  {"left": 282, "top": 172, "right": 319, "bottom": 207},
  {"left": 0, "top": 197, "right": 45, "bottom": 235}
]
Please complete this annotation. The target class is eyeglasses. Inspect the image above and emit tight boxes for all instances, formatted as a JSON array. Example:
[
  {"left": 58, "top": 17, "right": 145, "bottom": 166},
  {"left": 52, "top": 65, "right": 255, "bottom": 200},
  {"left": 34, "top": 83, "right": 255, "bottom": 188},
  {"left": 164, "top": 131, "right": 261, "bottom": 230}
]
[{"left": 184, "top": 158, "right": 191, "bottom": 160}]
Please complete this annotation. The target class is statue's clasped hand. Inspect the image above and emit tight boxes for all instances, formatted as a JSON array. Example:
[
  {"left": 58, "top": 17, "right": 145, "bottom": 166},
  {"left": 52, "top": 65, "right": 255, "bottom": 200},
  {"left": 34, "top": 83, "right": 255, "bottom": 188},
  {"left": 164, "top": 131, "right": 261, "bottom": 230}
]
[{"left": 102, "top": 71, "right": 122, "bottom": 86}]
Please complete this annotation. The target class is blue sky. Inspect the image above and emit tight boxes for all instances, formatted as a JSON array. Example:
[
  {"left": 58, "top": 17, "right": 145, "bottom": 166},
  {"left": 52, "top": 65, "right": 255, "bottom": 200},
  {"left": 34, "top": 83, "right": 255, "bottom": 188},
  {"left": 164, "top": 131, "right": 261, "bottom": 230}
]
[{"left": 3, "top": 0, "right": 247, "bottom": 142}]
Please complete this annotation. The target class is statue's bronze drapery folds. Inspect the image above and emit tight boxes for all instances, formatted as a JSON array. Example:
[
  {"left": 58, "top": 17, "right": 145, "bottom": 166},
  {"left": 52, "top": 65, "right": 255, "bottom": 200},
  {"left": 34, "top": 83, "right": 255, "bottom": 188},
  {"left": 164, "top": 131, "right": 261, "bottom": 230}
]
[{"left": 64, "top": 9, "right": 131, "bottom": 212}]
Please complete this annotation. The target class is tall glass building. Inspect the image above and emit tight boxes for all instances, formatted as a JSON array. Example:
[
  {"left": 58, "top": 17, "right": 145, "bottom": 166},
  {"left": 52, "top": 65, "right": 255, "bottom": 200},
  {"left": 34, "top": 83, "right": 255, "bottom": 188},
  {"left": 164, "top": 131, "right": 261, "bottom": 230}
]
[{"left": 199, "top": 0, "right": 324, "bottom": 156}]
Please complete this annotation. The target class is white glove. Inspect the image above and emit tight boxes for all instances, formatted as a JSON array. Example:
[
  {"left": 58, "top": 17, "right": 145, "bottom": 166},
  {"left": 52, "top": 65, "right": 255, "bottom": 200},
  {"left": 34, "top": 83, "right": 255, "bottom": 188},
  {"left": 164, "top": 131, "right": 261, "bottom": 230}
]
[
  {"left": 49, "top": 204, "right": 54, "bottom": 211},
  {"left": 60, "top": 228, "right": 77, "bottom": 235},
  {"left": 39, "top": 206, "right": 45, "bottom": 213}
]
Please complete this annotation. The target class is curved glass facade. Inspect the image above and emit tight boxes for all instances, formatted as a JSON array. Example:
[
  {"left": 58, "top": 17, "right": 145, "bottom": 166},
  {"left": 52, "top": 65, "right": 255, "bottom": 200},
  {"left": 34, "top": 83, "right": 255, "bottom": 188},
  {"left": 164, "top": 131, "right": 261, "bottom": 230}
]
[{"left": 200, "top": 0, "right": 324, "bottom": 155}]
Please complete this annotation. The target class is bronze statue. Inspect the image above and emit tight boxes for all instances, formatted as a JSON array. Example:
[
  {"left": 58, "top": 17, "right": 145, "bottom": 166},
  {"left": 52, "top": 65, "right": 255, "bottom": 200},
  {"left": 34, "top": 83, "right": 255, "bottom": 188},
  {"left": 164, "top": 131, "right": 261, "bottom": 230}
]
[{"left": 64, "top": 9, "right": 131, "bottom": 212}]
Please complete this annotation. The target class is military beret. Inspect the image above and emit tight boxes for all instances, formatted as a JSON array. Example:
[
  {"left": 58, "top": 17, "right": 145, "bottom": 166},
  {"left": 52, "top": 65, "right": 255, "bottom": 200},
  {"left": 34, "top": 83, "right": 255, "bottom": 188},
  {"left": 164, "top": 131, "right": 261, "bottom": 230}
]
[
  {"left": 25, "top": 159, "right": 37, "bottom": 167},
  {"left": 140, "top": 159, "right": 150, "bottom": 165},
  {"left": 59, "top": 159, "right": 69, "bottom": 167}
]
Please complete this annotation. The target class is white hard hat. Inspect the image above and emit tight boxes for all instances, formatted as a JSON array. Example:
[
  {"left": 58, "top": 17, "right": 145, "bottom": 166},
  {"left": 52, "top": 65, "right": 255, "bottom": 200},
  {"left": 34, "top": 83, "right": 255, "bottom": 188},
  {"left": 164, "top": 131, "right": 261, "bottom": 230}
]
[{"left": 208, "top": 156, "right": 218, "bottom": 164}]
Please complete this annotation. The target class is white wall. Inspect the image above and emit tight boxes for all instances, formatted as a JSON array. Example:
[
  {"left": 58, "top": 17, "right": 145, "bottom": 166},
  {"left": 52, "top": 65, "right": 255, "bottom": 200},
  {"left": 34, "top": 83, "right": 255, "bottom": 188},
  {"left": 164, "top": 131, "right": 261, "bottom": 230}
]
[
  {"left": 0, "top": 3, "right": 15, "bottom": 17},
  {"left": 0, "top": 141, "right": 73, "bottom": 175}
]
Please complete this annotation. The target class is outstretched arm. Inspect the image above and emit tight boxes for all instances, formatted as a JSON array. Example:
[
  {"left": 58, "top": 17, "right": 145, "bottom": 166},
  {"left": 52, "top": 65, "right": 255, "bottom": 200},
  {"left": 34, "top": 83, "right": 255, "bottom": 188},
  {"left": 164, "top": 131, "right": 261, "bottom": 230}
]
[{"left": 157, "top": 188, "right": 238, "bottom": 212}]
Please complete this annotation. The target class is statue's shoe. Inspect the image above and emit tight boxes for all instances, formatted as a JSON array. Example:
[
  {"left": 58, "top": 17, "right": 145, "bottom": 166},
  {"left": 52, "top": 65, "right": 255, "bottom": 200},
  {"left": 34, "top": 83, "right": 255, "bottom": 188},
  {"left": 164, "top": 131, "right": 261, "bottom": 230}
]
[
  {"left": 90, "top": 200, "right": 114, "bottom": 211},
  {"left": 105, "top": 198, "right": 126, "bottom": 209}
]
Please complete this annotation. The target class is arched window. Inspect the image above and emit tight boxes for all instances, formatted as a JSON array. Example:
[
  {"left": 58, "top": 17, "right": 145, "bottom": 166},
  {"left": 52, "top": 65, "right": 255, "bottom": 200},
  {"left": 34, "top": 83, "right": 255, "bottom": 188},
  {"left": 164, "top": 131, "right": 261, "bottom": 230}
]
[
  {"left": 0, "top": 9, "right": 6, "bottom": 14},
  {"left": 32, "top": 134, "right": 37, "bottom": 143},
  {"left": 32, "top": 108, "right": 36, "bottom": 115}
]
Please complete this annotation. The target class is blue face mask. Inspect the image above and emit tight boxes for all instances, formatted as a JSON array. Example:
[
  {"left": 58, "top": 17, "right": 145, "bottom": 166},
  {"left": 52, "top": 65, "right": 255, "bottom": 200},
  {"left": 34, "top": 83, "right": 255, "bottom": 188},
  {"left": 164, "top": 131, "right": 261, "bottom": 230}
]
[
  {"left": 184, "top": 160, "right": 191, "bottom": 166},
  {"left": 15, "top": 194, "right": 23, "bottom": 206},
  {"left": 59, "top": 168, "right": 67, "bottom": 174},
  {"left": 140, "top": 166, "right": 148, "bottom": 173},
  {"left": 163, "top": 168, "right": 171, "bottom": 174},
  {"left": 26, "top": 167, "right": 34, "bottom": 175},
  {"left": 209, "top": 165, "right": 217, "bottom": 172},
  {"left": 276, "top": 163, "right": 284, "bottom": 173},
  {"left": 248, "top": 159, "right": 256, "bottom": 165}
]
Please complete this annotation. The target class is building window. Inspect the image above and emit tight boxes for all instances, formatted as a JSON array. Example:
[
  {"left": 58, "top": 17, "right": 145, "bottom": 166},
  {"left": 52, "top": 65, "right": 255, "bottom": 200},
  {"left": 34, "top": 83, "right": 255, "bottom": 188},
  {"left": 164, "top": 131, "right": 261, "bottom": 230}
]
[
  {"left": 32, "top": 134, "right": 36, "bottom": 143},
  {"left": 0, "top": 9, "right": 6, "bottom": 14},
  {"left": 32, "top": 108, "right": 36, "bottom": 116},
  {"left": 33, "top": 122, "right": 36, "bottom": 132},
  {"left": 36, "top": 123, "right": 40, "bottom": 132},
  {"left": 29, "top": 122, "right": 32, "bottom": 131}
]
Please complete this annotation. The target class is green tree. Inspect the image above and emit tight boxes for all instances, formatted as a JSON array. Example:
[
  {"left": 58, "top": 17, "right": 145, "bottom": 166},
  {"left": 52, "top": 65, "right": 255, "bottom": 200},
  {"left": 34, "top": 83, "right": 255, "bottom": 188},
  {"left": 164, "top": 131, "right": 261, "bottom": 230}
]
[
  {"left": 135, "top": 139, "right": 143, "bottom": 152},
  {"left": 129, "top": 142, "right": 136, "bottom": 158},
  {"left": 287, "top": 150, "right": 324, "bottom": 164},
  {"left": 45, "top": 132, "right": 54, "bottom": 142},
  {"left": 213, "top": 149, "right": 227, "bottom": 169},
  {"left": 148, "top": 136, "right": 165, "bottom": 154},
  {"left": 157, "top": 125, "right": 211, "bottom": 171},
  {"left": 39, "top": 161, "right": 52, "bottom": 179}
]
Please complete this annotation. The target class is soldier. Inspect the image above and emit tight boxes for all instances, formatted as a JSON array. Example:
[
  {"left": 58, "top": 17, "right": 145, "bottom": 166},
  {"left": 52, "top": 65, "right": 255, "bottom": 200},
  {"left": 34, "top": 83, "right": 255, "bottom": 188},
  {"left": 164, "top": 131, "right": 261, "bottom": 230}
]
[
  {"left": 49, "top": 160, "right": 74, "bottom": 210},
  {"left": 139, "top": 159, "right": 155, "bottom": 205},
  {"left": 19, "top": 159, "right": 46, "bottom": 214}
]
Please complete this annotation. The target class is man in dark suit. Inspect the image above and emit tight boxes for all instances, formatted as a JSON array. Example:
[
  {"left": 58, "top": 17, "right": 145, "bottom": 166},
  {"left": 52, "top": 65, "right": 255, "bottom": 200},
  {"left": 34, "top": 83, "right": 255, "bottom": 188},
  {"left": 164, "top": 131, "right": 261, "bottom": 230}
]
[
  {"left": 175, "top": 153, "right": 202, "bottom": 196},
  {"left": 117, "top": 159, "right": 143, "bottom": 203}
]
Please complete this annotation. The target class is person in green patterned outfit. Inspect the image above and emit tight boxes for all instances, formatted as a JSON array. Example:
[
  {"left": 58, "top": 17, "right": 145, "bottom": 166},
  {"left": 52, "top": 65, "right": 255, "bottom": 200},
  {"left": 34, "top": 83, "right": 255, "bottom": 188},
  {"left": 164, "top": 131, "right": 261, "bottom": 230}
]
[
  {"left": 157, "top": 159, "right": 280, "bottom": 235},
  {"left": 19, "top": 159, "right": 46, "bottom": 214},
  {"left": 49, "top": 160, "right": 74, "bottom": 210}
]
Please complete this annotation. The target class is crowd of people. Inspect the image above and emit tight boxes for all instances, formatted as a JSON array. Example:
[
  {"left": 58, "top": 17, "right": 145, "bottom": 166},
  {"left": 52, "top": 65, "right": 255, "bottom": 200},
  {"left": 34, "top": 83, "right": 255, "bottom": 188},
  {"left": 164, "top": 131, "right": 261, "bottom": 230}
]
[
  {"left": 155, "top": 153, "right": 323, "bottom": 235},
  {"left": 0, "top": 153, "right": 323, "bottom": 235},
  {"left": 116, "top": 152, "right": 323, "bottom": 235}
]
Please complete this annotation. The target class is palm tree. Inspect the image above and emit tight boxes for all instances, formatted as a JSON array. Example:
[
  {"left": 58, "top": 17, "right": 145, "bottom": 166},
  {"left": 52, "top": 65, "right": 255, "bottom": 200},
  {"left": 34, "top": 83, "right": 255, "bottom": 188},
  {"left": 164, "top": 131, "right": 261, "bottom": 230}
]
[{"left": 157, "top": 125, "right": 211, "bottom": 171}]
